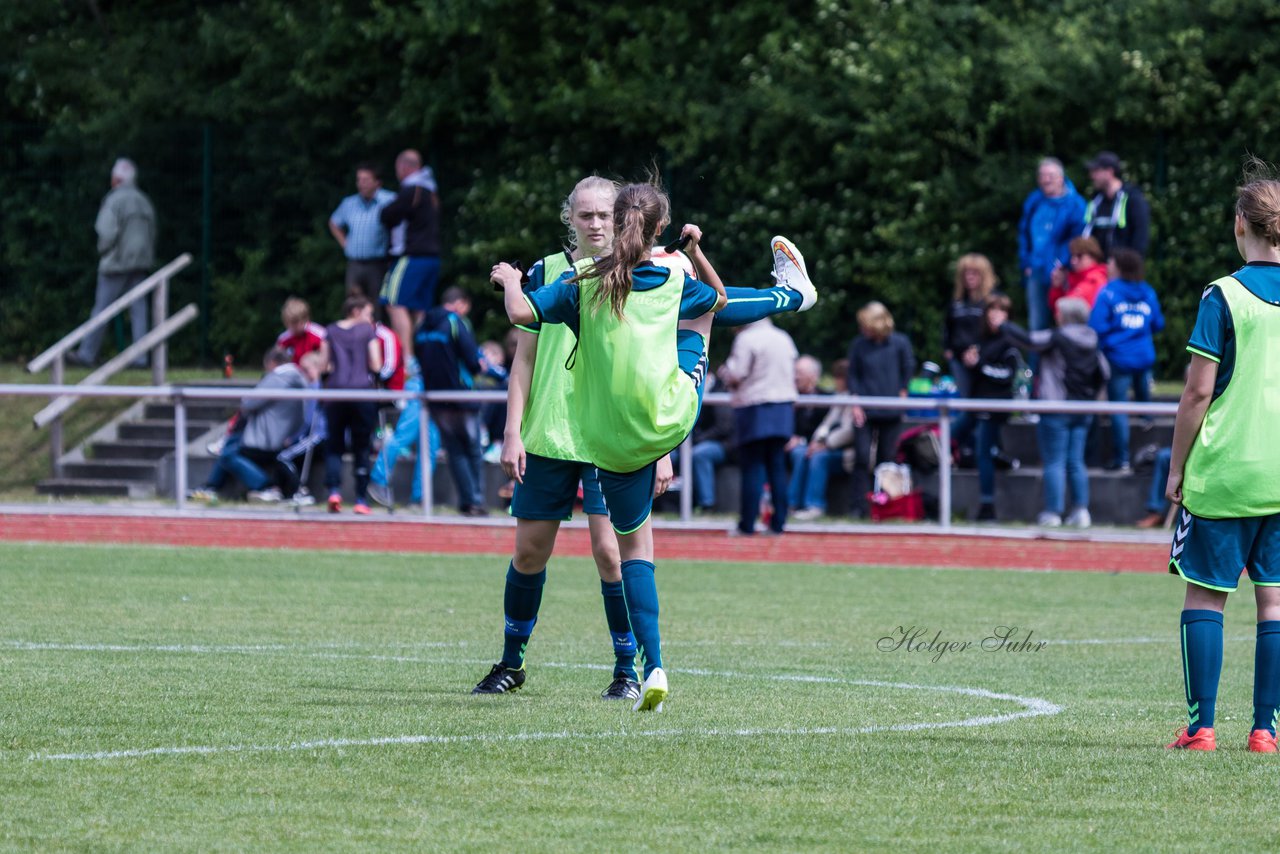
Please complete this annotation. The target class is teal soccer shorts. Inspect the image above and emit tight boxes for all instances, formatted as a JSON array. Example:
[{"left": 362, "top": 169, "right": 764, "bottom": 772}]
[
  {"left": 509, "top": 452, "right": 607, "bottom": 520},
  {"left": 1169, "top": 506, "right": 1280, "bottom": 592}
]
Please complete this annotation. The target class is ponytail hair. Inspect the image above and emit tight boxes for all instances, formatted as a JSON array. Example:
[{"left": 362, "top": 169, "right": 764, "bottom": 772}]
[
  {"left": 1236, "top": 156, "right": 1280, "bottom": 248},
  {"left": 571, "top": 181, "right": 670, "bottom": 319}
]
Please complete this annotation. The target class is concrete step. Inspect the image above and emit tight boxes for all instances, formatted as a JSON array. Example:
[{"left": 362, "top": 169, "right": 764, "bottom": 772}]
[
  {"left": 964, "top": 417, "right": 1173, "bottom": 468},
  {"left": 117, "top": 420, "right": 212, "bottom": 442},
  {"left": 36, "top": 478, "right": 155, "bottom": 498},
  {"left": 931, "top": 468, "right": 1156, "bottom": 525},
  {"left": 63, "top": 459, "right": 161, "bottom": 481},
  {"left": 89, "top": 439, "right": 178, "bottom": 460},
  {"left": 143, "top": 402, "right": 234, "bottom": 422}
]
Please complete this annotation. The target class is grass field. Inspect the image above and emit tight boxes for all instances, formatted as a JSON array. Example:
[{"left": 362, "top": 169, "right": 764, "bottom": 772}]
[{"left": 0, "top": 541, "right": 1273, "bottom": 852}]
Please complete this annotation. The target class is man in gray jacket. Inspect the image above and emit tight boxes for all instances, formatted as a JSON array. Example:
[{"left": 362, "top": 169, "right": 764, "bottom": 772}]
[
  {"left": 189, "top": 348, "right": 307, "bottom": 503},
  {"left": 71, "top": 158, "right": 157, "bottom": 367}
]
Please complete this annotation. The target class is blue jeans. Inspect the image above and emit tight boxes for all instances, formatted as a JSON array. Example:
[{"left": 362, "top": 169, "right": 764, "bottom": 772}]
[
  {"left": 953, "top": 413, "right": 1004, "bottom": 502},
  {"left": 1147, "top": 447, "right": 1173, "bottom": 515},
  {"left": 1024, "top": 272, "right": 1051, "bottom": 332},
  {"left": 787, "top": 442, "right": 842, "bottom": 512},
  {"left": 673, "top": 440, "right": 727, "bottom": 509},
  {"left": 204, "top": 432, "right": 269, "bottom": 492},
  {"left": 1037, "top": 413, "right": 1092, "bottom": 515},
  {"left": 370, "top": 376, "right": 442, "bottom": 502},
  {"left": 76, "top": 270, "right": 149, "bottom": 364},
  {"left": 1106, "top": 368, "right": 1152, "bottom": 467},
  {"left": 974, "top": 416, "right": 1004, "bottom": 503},
  {"left": 739, "top": 436, "right": 789, "bottom": 534},
  {"left": 435, "top": 407, "right": 485, "bottom": 511}
]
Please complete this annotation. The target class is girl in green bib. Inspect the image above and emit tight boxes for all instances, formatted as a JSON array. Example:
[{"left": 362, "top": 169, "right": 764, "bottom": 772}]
[{"left": 1165, "top": 160, "right": 1280, "bottom": 752}]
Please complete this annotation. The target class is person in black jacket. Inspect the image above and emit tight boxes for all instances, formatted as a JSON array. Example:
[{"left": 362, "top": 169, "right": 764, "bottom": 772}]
[
  {"left": 943, "top": 253, "right": 998, "bottom": 397},
  {"left": 381, "top": 149, "right": 442, "bottom": 361},
  {"left": 846, "top": 301, "right": 915, "bottom": 518},
  {"left": 951, "top": 294, "right": 1021, "bottom": 521},
  {"left": 417, "top": 286, "right": 489, "bottom": 516},
  {"left": 1001, "top": 297, "right": 1110, "bottom": 528},
  {"left": 1082, "top": 151, "right": 1151, "bottom": 258}
]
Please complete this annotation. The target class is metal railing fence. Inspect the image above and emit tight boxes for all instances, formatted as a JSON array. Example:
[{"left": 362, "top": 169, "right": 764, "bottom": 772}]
[
  {"left": 24, "top": 255, "right": 196, "bottom": 475},
  {"left": 1, "top": 382, "right": 1180, "bottom": 527}
]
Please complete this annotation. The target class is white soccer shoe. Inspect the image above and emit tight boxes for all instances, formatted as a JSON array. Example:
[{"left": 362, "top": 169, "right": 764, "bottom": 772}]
[
  {"left": 633, "top": 667, "right": 668, "bottom": 713},
  {"left": 771, "top": 235, "right": 817, "bottom": 312}
]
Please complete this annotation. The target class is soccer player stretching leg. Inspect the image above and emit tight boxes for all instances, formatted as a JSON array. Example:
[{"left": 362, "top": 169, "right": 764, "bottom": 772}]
[
  {"left": 1166, "top": 159, "right": 1280, "bottom": 752},
  {"left": 476, "top": 176, "right": 817, "bottom": 703},
  {"left": 496, "top": 180, "right": 815, "bottom": 711}
]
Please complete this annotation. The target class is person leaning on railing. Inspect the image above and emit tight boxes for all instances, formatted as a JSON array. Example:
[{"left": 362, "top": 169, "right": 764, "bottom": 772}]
[{"left": 999, "top": 296, "right": 1110, "bottom": 529}]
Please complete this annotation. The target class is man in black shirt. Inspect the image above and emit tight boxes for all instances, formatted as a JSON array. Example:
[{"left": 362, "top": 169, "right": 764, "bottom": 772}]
[{"left": 1083, "top": 151, "right": 1151, "bottom": 258}]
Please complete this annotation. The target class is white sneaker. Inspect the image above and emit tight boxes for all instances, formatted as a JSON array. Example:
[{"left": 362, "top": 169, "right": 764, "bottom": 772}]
[
  {"left": 1064, "top": 507, "right": 1092, "bottom": 528},
  {"left": 292, "top": 488, "right": 316, "bottom": 507},
  {"left": 1036, "top": 512, "right": 1063, "bottom": 528},
  {"left": 633, "top": 667, "right": 668, "bottom": 713},
  {"left": 792, "top": 507, "right": 823, "bottom": 521},
  {"left": 186, "top": 488, "right": 217, "bottom": 502},
  {"left": 770, "top": 235, "right": 817, "bottom": 311},
  {"left": 247, "top": 487, "right": 283, "bottom": 503}
]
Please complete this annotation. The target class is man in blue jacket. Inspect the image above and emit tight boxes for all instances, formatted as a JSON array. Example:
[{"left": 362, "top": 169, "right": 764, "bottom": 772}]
[
  {"left": 1019, "top": 157, "right": 1086, "bottom": 331},
  {"left": 417, "top": 286, "right": 489, "bottom": 516}
]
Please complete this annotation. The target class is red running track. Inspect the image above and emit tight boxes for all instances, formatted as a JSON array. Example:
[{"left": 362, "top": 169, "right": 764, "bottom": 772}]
[{"left": 0, "top": 512, "right": 1169, "bottom": 573}]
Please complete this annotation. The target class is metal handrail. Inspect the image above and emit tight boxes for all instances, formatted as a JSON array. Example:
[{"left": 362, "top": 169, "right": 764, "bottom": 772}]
[
  {"left": 32, "top": 305, "right": 200, "bottom": 429},
  {"left": 0, "top": 382, "right": 1179, "bottom": 526},
  {"left": 26, "top": 254, "right": 193, "bottom": 374},
  {"left": 24, "top": 254, "right": 193, "bottom": 476}
]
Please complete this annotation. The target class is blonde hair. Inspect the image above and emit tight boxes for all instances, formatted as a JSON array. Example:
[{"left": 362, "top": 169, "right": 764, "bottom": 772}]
[
  {"left": 281, "top": 297, "right": 311, "bottom": 327},
  {"left": 571, "top": 181, "right": 670, "bottom": 319},
  {"left": 560, "top": 176, "right": 619, "bottom": 251},
  {"left": 952, "top": 254, "right": 997, "bottom": 302},
  {"left": 857, "top": 301, "right": 895, "bottom": 341},
  {"left": 1236, "top": 156, "right": 1280, "bottom": 247}
]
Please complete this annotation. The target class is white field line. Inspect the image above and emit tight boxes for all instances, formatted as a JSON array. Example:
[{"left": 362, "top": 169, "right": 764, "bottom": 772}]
[{"left": 13, "top": 641, "right": 1062, "bottom": 762}]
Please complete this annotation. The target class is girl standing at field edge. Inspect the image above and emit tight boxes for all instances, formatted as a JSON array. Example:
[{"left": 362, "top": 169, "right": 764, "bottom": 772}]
[{"left": 1165, "top": 159, "right": 1280, "bottom": 752}]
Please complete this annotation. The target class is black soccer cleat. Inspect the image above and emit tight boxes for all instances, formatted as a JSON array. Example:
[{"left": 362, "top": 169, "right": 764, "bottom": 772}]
[
  {"left": 471, "top": 663, "right": 526, "bottom": 694},
  {"left": 600, "top": 676, "right": 641, "bottom": 701}
]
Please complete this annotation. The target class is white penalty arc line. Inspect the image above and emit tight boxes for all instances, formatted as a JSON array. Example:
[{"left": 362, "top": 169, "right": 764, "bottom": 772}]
[{"left": 17, "top": 647, "right": 1062, "bottom": 762}]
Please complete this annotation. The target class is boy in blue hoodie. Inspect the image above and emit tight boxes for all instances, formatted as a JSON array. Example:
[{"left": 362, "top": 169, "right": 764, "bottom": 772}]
[{"left": 1089, "top": 248, "right": 1165, "bottom": 472}]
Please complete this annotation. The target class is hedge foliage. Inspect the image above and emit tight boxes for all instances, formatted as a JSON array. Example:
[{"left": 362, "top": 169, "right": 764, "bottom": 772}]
[{"left": 4, "top": 0, "right": 1280, "bottom": 374}]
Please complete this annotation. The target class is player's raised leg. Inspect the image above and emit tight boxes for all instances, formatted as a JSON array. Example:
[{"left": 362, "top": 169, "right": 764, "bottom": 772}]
[{"left": 712, "top": 235, "right": 817, "bottom": 327}]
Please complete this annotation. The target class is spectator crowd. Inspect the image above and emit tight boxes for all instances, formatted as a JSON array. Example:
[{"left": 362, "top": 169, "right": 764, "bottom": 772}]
[{"left": 89, "top": 147, "right": 1172, "bottom": 530}]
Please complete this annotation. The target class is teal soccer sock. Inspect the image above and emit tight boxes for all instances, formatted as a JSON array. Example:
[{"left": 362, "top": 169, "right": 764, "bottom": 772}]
[
  {"left": 1253, "top": 620, "right": 1280, "bottom": 734},
  {"left": 601, "top": 579, "right": 638, "bottom": 680},
  {"left": 1180, "top": 609, "right": 1224, "bottom": 735},
  {"left": 712, "top": 286, "right": 800, "bottom": 327},
  {"left": 501, "top": 563, "right": 545, "bottom": 670},
  {"left": 620, "top": 559, "right": 662, "bottom": 678}
]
